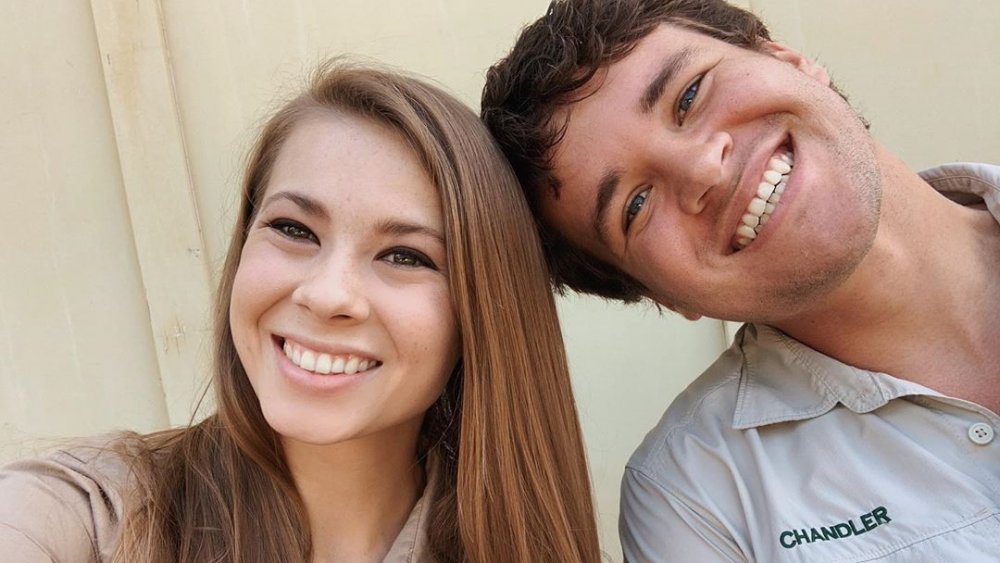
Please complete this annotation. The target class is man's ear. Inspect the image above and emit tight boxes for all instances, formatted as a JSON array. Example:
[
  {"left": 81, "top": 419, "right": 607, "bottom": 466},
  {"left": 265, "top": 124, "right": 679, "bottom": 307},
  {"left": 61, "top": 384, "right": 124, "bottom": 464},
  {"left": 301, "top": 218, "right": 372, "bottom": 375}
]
[{"left": 763, "top": 41, "right": 831, "bottom": 86}]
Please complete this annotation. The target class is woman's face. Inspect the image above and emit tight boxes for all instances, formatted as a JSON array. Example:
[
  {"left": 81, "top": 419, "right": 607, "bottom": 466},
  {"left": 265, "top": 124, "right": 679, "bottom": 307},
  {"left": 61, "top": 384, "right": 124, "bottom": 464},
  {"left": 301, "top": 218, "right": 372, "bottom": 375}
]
[{"left": 230, "top": 111, "right": 460, "bottom": 449}]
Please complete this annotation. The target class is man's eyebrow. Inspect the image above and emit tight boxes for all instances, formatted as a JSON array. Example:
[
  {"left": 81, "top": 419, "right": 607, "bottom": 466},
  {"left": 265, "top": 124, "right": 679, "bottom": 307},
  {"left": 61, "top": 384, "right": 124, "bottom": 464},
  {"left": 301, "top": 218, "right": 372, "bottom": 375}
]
[
  {"left": 639, "top": 47, "right": 695, "bottom": 114},
  {"left": 592, "top": 167, "right": 622, "bottom": 247},
  {"left": 261, "top": 191, "right": 330, "bottom": 220}
]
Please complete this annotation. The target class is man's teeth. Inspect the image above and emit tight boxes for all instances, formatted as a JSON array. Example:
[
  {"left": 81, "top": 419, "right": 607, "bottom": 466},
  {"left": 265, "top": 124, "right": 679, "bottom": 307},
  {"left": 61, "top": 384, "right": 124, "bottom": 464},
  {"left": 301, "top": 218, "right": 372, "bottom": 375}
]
[
  {"left": 282, "top": 340, "right": 379, "bottom": 375},
  {"left": 734, "top": 150, "right": 793, "bottom": 250}
]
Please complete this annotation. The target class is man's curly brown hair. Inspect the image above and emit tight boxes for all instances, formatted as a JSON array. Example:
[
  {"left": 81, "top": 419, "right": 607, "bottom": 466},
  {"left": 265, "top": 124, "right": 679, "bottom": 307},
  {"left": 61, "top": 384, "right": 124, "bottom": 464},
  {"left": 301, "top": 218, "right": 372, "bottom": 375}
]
[{"left": 481, "top": 0, "right": 771, "bottom": 302}]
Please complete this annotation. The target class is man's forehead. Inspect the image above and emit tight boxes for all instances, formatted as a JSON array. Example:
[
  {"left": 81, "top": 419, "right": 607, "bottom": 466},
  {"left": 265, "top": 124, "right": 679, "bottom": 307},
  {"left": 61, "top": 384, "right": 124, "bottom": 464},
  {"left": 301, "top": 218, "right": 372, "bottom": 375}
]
[
  {"left": 548, "top": 24, "right": 710, "bottom": 180},
  {"left": 542, "top": 25, "right": 725, "bottom": 251},
  {"left": 542, "top": 106, "right": 621, "bottom": 259},
  {"left": 547, "top": 101, "right": 606, "bottom": 197}
]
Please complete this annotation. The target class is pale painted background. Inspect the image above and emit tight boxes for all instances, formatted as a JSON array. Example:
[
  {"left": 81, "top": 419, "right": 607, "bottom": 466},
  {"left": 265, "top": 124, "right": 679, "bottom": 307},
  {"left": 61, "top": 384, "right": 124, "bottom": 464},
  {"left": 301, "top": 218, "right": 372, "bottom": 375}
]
[{"left": 2, "top": 1, "right": 997, "bottom": 559}]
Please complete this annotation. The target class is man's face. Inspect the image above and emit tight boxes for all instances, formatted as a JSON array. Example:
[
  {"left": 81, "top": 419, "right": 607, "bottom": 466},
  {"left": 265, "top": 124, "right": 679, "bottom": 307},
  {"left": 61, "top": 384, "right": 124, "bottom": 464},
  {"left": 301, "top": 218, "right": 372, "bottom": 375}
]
[{"left": 542, "top": 24, "right": 882, "bottom": 322}]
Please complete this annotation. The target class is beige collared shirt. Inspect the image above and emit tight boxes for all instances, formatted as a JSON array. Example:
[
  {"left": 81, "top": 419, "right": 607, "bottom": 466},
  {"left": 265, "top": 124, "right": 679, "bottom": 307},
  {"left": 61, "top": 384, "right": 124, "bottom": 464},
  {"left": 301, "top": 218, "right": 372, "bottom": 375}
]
[
  {"left": 0, "top": 438, "right": 435, "bottom": 562},
  {"left": 620, "top": 163, "right": 1000, "bottom": 562}
]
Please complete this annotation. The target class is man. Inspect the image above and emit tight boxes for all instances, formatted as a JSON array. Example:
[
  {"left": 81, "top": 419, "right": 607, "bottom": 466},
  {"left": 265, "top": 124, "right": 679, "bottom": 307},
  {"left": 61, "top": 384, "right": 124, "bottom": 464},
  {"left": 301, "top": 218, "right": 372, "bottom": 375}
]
[{"left": 481, "top": 1, "right": 1000, "bottom": 561}]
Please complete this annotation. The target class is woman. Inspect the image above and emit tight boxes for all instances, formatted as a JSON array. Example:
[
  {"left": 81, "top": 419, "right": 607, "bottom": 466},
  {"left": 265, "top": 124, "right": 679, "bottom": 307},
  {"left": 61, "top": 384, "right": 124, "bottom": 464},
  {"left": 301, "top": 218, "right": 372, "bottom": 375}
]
[{"left": 0, "top": 62, "right": 600, "bottom": 562}]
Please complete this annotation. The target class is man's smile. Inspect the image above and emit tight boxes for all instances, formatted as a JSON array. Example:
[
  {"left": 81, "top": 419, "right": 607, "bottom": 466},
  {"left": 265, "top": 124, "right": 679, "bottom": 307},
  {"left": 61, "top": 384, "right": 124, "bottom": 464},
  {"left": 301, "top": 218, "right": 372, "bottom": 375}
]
[{"left": 733, "top": 144, "right": 794, "bottom": 251}]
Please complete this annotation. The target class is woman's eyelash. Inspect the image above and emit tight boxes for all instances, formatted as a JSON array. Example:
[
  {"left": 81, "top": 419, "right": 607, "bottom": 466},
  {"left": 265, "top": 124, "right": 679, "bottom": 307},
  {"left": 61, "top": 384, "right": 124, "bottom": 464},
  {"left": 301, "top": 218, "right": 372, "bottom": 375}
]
[
  {"left": 382, "top": 248, "right": 438, "bottom": 270},
  {"left": 266, "top": 219, "right": 317, "bottom": 242},
  {"left": 624, "top": 188, "right": 650, "bottom": 232},
  {"left": 677, "top": 75, "right": 703, "bottom": 123},
  {"left": 263, "top": 217, "right": 439, "bottom": 269}
]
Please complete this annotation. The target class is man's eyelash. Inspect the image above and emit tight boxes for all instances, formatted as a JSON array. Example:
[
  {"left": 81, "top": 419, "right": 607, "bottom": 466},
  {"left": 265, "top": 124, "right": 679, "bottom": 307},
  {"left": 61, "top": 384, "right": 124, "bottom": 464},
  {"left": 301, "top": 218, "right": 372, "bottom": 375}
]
[
  {"left": 677, "top": 75, "right": 703, "bottom": 123},
  {"left": 624, "top": 188, "right": 650, "bottom": 232}
]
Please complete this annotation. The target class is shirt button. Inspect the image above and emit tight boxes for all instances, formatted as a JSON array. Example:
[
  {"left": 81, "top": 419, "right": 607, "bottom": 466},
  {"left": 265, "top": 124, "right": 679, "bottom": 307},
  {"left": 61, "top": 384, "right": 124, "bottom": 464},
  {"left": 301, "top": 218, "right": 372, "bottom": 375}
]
[{"left": 968, "top": 422, "right": 995, "bottom": 445}]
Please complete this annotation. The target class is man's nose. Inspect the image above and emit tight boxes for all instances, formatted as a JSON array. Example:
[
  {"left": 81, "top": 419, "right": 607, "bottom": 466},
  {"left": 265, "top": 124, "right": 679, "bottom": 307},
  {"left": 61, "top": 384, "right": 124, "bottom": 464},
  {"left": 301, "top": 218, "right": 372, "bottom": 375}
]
[
  {"left": 291, "top": 252, "right": 371, "bottom": 322},
  {"left": 670, "top": 130, "right": 732, "bottom": 215}
]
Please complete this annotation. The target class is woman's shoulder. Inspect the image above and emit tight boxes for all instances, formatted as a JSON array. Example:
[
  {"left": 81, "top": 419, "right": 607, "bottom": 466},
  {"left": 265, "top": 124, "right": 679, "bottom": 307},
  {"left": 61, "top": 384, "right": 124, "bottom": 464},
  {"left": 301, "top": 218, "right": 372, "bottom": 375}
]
[{"left": 0, "top": 433, "right": 139, "bottom": 562}]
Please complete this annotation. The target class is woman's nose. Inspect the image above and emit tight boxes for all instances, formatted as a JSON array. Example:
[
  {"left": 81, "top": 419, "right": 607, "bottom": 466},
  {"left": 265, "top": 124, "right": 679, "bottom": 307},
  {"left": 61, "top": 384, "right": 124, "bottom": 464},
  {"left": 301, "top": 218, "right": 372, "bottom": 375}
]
[{"left": 290, "top": 252, "right": 371, "bottom": 323}]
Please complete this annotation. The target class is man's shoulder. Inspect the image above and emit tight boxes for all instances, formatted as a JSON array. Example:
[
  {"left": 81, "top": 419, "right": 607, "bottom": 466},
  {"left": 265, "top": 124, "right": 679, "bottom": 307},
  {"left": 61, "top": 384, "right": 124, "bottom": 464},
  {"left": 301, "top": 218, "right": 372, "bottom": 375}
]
[
  {"left": 626, "top": 338, "right": 747, "bottom": 480},
  {"left": 625, "top": 323, "right": 825, "bottom": 484}
]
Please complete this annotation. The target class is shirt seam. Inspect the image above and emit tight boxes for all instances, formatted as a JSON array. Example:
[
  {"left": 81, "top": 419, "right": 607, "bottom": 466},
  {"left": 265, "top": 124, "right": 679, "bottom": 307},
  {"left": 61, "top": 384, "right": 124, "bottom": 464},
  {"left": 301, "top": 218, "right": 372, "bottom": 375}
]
[
  {"left": 641, "top": 369, "right": 741, "bottom": 466},
  {"left": 0, "top": 522, "right": 58, "bottom": 562},
  {"left": 829, "top": 509, "right": 999, "bottom": 563},
  {"left": 622, "top": 466, "right": 747, "bottom": 562},
  {"left": 12, "top": 461, "right": 108, "bottom": 559},
  {"left": 926, "top": 172, "right": 1000, "bottom": 192},
  {"left": 406, "top": 481, "right": 431, "bottom": 562}
]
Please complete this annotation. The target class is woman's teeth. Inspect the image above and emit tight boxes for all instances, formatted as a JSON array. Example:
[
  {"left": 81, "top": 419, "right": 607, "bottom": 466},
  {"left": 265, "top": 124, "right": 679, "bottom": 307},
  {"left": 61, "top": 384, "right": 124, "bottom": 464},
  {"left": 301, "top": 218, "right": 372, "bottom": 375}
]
[
  {"left": 282, "top": 340, "right": 380, "bottom": 375},
  {"left": 734, "top": 150, "right": 793, "bottom": 250}
]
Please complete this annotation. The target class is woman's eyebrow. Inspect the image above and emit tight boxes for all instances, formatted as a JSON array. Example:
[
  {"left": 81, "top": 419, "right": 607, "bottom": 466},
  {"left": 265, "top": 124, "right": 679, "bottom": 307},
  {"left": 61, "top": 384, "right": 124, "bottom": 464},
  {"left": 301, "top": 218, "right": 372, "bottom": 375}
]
[
  {"left": 376, "top": 219, "right": 445, "bottom": 245},
  {"left": 261, "top": 190, "right": 330, "bottom": 220}
]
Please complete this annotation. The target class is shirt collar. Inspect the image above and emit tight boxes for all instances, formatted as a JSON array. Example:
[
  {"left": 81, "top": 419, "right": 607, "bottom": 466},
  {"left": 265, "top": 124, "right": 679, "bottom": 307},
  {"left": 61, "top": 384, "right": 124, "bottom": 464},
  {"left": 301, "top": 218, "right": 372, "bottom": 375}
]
[
  {"left": 732, "top": 162, "right": 1000, "bottom": 430},
  {"left": 384, "top": 458, "right": 439, "bottom": 562},
  {"left": 918, "top": 162, "right": 1000, "bottom": 217},
  {"left": 732, "top": 324, "right": 929, "bottom": 429}
]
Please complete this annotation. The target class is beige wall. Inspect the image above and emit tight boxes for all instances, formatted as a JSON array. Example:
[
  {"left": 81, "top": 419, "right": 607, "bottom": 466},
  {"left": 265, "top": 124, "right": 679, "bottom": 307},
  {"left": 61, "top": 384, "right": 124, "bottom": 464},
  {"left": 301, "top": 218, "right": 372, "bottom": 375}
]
[{"left": 1, "top": 1, "right": 997, "bottom": 559}]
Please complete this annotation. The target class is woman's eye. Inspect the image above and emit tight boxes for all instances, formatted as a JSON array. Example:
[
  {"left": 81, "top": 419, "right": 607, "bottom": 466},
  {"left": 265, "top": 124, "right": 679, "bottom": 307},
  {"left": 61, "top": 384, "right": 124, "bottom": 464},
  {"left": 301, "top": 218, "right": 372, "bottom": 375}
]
[
  {"left": 268, "top": 219, "right": 317, "bottom": 243},
  {"left": 382, "top": 248, "right": 437, "bottom": 270},
  {"left": 625, "top": 188, "right": 650, "bottom": 232},
  {"left": 677, "top": 76, "right": 702, "bottom": 123}
]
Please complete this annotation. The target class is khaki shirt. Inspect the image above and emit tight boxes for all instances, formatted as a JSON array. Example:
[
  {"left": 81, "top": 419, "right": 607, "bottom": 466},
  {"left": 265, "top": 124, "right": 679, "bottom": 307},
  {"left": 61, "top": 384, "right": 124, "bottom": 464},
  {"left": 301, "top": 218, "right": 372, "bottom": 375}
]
[
  {"left": 0, "top": 438, "right": 435, "bottom": 562},
  {"left": 621, "top": 163, "right": 1000, "bottom": 562}
]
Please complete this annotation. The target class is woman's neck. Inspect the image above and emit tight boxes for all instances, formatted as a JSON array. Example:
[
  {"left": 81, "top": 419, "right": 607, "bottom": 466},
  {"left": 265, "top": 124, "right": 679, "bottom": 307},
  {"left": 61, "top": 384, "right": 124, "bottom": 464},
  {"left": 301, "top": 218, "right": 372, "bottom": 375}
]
[{"left": 282, "top": 427, "right": 425, "bottom": 563}]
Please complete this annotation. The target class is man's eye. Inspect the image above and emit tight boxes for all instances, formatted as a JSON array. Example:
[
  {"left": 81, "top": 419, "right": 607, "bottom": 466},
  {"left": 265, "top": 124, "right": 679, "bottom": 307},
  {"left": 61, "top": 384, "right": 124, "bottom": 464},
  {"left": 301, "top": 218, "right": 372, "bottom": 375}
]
[
  {"left": 625, "top": 188, "right": 650, "bottom": 231},
  {"left": 381, "top": 248, "right": 437, "bottom": 270},
  {"left": 677, "top": 76, "right": 702, "bottom": 123},
  {"left": 268, "top": 219, "right": 317, "bottom": 243}
]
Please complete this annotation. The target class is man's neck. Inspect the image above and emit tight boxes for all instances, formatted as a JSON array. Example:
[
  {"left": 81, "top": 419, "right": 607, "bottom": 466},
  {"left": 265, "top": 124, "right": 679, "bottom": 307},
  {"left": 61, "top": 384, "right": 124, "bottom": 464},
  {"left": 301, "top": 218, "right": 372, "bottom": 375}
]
[{"left": 774, "top": 150, "right": 1000, "bottom": 410}]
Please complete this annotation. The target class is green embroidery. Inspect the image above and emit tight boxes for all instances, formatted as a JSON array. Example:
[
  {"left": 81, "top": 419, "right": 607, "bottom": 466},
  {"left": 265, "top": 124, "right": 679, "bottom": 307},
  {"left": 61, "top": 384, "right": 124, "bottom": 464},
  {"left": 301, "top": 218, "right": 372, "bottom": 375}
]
[{"left": 779, "top": 506, "right": 891, "bottom": 549}]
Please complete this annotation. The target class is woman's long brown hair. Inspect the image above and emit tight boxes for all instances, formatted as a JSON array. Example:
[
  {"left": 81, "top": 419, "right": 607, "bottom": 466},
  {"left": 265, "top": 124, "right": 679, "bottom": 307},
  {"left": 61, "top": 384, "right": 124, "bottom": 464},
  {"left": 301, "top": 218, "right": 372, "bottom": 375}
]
[{"left": 113, "top": 61, "right": 600, "bottom": 562}]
